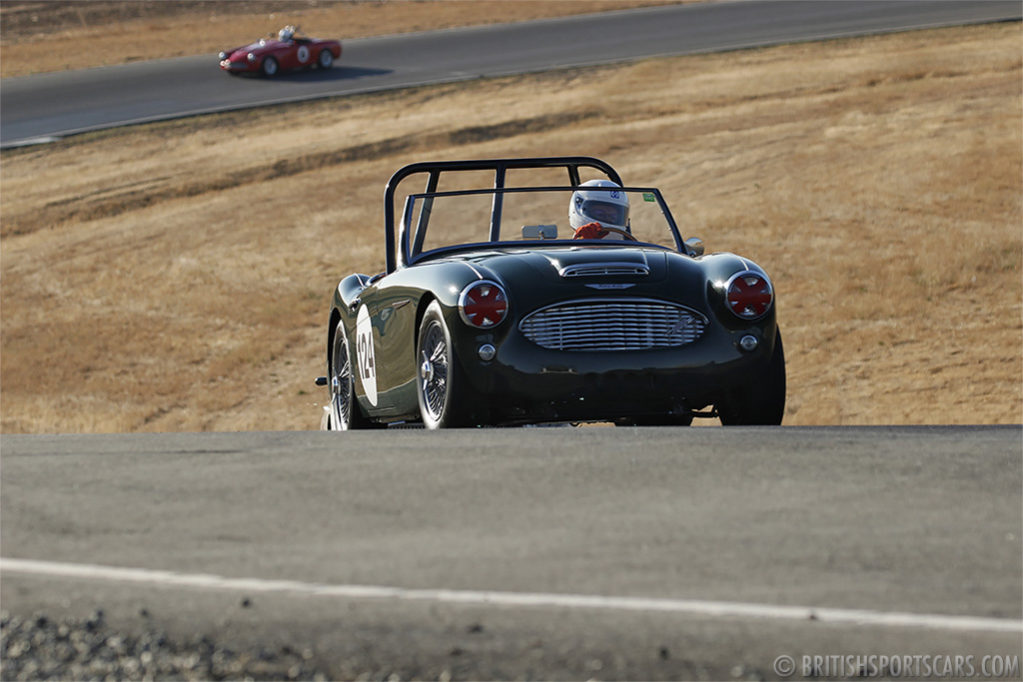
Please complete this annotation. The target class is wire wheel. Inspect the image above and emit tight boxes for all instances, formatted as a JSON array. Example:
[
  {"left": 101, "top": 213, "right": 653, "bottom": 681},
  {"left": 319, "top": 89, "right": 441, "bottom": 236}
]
[
  {"left": 418, "top": 320, "right": 449, "bottom": 422},
  {"left": 330, "top": 321, "right": 370, "bottom": 430},
  {"left": 416, "top": 300, "right": 471, "bottom": 428}
]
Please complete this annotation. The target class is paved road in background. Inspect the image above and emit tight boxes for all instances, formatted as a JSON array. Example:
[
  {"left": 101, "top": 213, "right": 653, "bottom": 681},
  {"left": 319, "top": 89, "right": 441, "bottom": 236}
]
[
  {"left": 1, "top": 0, "right": 1019, "bottom": 147},
  {"left": 3, "top": 427, "right": 1020, "bottom": 678}
]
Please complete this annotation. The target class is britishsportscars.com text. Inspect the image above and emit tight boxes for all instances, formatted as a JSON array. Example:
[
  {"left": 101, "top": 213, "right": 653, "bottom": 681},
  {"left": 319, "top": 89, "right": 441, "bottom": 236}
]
[{"left": 772, "top": 654, "right": 1020, "bottom": 679}]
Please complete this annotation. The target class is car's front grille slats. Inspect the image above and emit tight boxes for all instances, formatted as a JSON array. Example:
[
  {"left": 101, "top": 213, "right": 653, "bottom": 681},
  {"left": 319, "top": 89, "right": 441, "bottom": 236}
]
[
  {"left": 519, "top": 299, "right": 707, "bottom": 351},
  {"left": 560, "top": 263, "right": 650, "bottom": 278}
]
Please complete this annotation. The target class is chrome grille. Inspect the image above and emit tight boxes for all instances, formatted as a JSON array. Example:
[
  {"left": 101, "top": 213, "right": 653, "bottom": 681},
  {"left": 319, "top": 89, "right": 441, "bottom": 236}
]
[{"left": 519, "top": 299, "right": 707, "bottom": 351}]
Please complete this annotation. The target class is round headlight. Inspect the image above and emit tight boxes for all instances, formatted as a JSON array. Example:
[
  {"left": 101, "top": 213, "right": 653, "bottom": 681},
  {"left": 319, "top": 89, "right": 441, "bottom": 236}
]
[
  {"left": 247, "top": 52, "right": 257, "bottom": 62},
  {"left": 458, "top": 280, "right": 508, "bottom": 328},
  {"left": 725, "top": 271, "right": 773, "bottom": 320},
  {"left": 218, "top": 51, "right": 227, "bottom": 60}
]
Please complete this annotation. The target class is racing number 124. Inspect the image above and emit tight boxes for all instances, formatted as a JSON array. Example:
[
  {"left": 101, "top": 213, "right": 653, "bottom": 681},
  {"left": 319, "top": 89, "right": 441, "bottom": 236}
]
[{"left": 357, "top": 328, "right": 375, "bottom": 381}]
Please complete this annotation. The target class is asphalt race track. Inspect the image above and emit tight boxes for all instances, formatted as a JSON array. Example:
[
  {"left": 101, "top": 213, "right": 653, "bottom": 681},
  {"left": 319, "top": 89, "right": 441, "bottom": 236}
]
[
  {"left": 1, "top": 0, "right": 1020, "bottom": 147},
  {"left": 2, "top": 427, "right": 1021, "bottom": 678}
]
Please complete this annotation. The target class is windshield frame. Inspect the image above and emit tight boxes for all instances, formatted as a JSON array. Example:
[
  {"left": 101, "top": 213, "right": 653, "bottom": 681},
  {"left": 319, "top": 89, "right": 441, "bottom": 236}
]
[{"left": 399, "top": 185, "right": 684, "bottom": 267}]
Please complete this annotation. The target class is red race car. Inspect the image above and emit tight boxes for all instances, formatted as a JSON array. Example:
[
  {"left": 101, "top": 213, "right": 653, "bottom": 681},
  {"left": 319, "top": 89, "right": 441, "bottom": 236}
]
[{"left": 218, "top": 26, "right": 341, "bottom": 76}]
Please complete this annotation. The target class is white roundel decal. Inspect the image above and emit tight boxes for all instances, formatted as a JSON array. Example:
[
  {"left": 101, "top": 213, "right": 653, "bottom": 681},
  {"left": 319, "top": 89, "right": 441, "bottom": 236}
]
[
  {"left": 297, "top": 45, "right": 310, "bottom": 63},
  {"left": 355, "top": 306, "right": 378, "bottom": 406}
]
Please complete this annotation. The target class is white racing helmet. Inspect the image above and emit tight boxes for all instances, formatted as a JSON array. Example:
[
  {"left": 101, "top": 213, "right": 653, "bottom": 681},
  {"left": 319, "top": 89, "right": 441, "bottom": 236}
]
[
  {"left": 278, "top": 25, "right": 295, "bottom": 41},
  {"left": 569, "top": 179, "right": 630, "bottom": 233}
]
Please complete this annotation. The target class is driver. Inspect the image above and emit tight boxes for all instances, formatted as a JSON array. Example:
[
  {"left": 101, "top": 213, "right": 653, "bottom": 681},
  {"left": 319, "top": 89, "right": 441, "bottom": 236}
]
[
  {"left": 278, "top": 25, "right": 296, "bottom": 42},
  {"left": 570, "top": 179, "right": 631, "bottom": 240}
]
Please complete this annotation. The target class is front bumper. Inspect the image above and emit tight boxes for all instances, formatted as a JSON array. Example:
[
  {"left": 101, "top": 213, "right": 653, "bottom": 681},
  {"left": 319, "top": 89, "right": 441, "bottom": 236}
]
[
  {"left": 454, "top": 323, "right": 777, "bottom": 424},
  {"left": 220, "top": 60, "right": 254, "bottom": 72}
]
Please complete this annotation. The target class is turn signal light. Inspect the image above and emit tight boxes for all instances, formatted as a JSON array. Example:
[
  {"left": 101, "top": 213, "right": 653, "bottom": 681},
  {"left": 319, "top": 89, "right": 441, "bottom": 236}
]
[
  {"left": 458, "top": 280, "right": 508, "bottom": 328},
  {"left": 726, "top": 272, "right": 773, "bottom": 320}
]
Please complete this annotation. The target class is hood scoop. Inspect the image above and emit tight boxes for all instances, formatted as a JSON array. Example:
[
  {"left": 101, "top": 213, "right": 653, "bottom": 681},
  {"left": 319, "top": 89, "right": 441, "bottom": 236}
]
[{"left": 559, "top": 262, "right": 650, "bottom": 278}]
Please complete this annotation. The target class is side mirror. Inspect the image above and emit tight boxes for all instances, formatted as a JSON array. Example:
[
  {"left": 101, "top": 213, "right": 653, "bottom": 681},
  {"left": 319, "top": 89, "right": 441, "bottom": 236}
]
[
  {"left": 522, "top": 224, "right": 558, "bottom": 240},
  {"left": 684, "top": 237, "right": 705, "bottom": 257}
]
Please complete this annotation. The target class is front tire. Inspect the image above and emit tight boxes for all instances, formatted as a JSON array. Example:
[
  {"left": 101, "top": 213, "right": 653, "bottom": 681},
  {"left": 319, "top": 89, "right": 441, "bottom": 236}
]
[
  {"left": 317, "top": 50, "right": 334, "bottom": 69},
  {"left": 416, "top": 301, "right": 470, "bottom": 428},
  {"left": 261, "top": 56, "right": 279, "bottom": 77},
  {"left": 717, "top": 329, "right": 786, "bottom": 425},
  {"left": 329, "top": 320, "right": 373, "bottom": 430}
]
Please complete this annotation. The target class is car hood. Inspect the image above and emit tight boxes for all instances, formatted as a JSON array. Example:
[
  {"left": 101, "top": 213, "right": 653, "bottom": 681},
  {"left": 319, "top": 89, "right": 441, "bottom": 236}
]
[
  {"left": 433, "top": 245, "right": 711, "bottom": 312},
  {"left": 455, "top": 246, "right": 665, "bottom": 279},
  {"left": 229, "top": 40, "right": 277, "bottom": 57}
]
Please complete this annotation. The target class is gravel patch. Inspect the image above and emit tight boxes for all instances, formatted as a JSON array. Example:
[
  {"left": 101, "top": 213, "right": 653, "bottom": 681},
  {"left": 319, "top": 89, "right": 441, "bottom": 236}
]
[{"left": 0, "top": 610, "right": 329, "bottom": 681}]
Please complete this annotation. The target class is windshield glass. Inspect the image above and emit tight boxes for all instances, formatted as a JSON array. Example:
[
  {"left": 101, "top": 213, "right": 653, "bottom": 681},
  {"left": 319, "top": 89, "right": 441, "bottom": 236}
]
[{"left": 402, "top": 187, "right": 681, "bottom": 261}]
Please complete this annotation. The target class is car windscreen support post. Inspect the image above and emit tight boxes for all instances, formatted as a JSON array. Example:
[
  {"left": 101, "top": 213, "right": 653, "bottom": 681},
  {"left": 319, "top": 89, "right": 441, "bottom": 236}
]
[
  {"left": 410, "top": 171, "right": 440, "bottom": 262},
  {"left": 568, "top": 165, "right": 581, "bottom": 187},
  {"left": 489, "top": 167, "right": 506, "bottom": 242}
]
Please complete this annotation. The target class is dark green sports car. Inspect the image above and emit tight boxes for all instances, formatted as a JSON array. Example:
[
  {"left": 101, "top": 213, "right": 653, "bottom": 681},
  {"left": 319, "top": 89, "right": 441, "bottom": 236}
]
[{"left": 319, "top": 157, "right": 784, "bottom": 429}]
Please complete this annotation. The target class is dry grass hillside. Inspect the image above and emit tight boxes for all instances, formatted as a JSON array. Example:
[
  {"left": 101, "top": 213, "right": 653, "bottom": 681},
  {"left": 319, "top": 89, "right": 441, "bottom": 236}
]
[{"left": 1, "top": 4, "right": 1020, "bottom": 432}]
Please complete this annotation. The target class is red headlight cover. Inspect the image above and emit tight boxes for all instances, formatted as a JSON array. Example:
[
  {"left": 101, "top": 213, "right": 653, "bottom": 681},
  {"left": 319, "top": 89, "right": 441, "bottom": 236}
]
[
  {"left": 725, "top": 271, "right": 773, "bottom": 320},
  {"left": 458, "top": 280, "right": 508, "bottom": 328}
]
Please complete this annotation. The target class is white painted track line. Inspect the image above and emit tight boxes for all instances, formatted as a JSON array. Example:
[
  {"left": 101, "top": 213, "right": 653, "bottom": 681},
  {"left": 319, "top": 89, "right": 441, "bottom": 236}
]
[{"left": 2, "top": 558, "right": 1020, "bottom": 633}]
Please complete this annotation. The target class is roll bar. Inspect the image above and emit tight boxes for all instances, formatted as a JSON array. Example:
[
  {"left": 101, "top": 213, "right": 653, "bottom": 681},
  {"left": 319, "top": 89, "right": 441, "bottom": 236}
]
[{"left": 382, "top": 157, "right": 623, "bottom": 273}]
